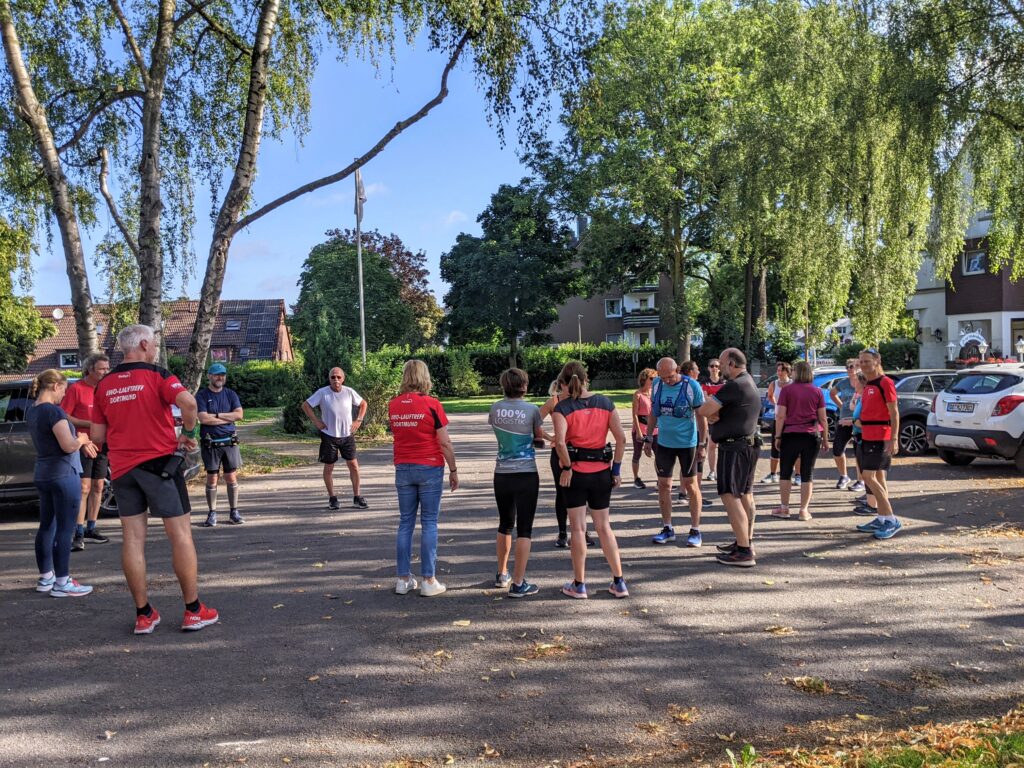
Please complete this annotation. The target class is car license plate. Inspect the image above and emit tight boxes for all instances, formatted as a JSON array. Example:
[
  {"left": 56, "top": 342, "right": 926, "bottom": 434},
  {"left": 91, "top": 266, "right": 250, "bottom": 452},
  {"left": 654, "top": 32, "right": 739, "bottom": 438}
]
[{"left": 945, "top": 402, "right": 975, "bottom": 413}]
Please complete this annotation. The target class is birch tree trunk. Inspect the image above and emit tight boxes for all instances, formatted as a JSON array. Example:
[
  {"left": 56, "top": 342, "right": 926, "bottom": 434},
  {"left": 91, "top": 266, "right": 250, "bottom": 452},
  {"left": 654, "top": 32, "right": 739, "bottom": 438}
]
[
  {"left": 135, "top": 0, "right": 176, "bottom": 344},
  {"left": 742, "top": 254, "right": 754, "bottom": 352},
  {"left": 182, "top": 0, "right": 280, "bottom": 392},
  {"left": 0, "top": 1, "right": 98, "bottom": 359}
]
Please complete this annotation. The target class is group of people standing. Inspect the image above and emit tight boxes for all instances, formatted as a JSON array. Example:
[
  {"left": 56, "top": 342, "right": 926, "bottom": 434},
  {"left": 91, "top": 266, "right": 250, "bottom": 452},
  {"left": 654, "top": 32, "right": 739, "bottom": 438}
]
[{"left": 23, "top": 324, "right": 904, "bottom": 631}]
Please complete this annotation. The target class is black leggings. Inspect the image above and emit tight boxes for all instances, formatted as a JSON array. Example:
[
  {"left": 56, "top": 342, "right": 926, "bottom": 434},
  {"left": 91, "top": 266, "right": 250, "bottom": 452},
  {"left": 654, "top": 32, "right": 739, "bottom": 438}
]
[
  {"left": 494, "top": 472, "right": 540, "bottom": 539},
  {"left": 779, "top": 433, "right": 820, "bottom": 482},
  {"left": 549, "top": 449, "right": 568, "bottom": 534}
]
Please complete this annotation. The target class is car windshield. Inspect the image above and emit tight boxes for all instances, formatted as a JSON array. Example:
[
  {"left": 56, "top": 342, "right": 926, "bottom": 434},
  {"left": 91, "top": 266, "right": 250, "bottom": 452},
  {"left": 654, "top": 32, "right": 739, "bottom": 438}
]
[{"left": 948, "top": 373, "right": 1022, "bottom": 395}]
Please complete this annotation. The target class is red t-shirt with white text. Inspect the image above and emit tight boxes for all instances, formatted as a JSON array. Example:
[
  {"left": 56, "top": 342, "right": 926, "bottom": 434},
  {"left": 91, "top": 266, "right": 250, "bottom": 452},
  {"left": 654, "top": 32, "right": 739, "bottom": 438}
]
[
  {"left": 61, "top": 379, "right": 96, "bottom": 438},
  {"left": 92, "top": 362, "right": 184, "bottom": 479},
  {"left": 859, "top": 375, "right": 897, "bottom": 441},
  {"left": 389, "top": 392, "right": 449, "bottom": 467}
]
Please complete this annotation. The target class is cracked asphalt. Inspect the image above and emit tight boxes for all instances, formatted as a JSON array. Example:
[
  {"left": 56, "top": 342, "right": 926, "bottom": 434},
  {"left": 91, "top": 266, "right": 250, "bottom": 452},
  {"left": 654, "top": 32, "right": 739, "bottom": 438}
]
[{"left": 1, "top": 412, "right": 1021, "bottom": 767}]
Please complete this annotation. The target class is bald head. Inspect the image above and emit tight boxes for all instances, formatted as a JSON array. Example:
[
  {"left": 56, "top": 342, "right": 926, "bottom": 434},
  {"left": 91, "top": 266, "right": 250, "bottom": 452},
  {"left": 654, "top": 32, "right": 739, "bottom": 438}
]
[
  {"left": 656, "top": 357, "right": 680, "bottom": 384},
  {"left": 719, "top": 348, "right": 746, "bottom": 379}
]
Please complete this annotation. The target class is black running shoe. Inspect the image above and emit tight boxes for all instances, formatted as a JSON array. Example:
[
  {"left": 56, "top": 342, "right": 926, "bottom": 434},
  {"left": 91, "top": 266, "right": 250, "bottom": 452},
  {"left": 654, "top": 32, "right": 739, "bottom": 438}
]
[
  {"left": 716, "top": 540, "right": 738, "bottom": 554},
  {"left": 83, "top": 528, "right": 109, "bottom": 543},
  {"left": 229, "top": 510, "right": 244, "bottom": 524},
  {"left": 328, "top": 496, "right": 340, "bottom": 510},
  {"left": 633, "top": 478, "right": 646, "bottom": 489},
  {"left": 716, "top": 548, "right": 756, "bottom": 567},
  {"left": 585, "top": 533, "right": 598, "bottom": 548},
  {"left": 71, "top": 534, "right": 85, "bottom": 552},
  {"left": 554, "top": 533, "right": 568, "bottom": 549},
  {"left": 352, "top": 496, "right": 369, "bottom": 510}
]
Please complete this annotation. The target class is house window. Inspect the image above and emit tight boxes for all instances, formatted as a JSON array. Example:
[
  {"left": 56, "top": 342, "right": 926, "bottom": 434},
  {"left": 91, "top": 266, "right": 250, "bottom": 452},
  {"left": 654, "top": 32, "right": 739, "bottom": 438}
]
[
  {"left": 962, "top": 250, "right": 986, "bottom": 276},
  {"left": 605, "top": 333, "right": 622, "bottom": 343},
  {"left": 604, "top": 299, "right": 622, "bottom": 318},
  {"left": 239, "top": 346, "right": 251, "bottom": 358},
  {"left": 638, "top": 297, "right": 649, "bottom": 310},
  {"left": 59, "top": 352, "right": 79, "bottom": 368},
  {"left": 210, "top": 348, "right": 228, "bottom": 362},
  {"left": 225, "top": 320, "right": 242, "bottom": 331}
]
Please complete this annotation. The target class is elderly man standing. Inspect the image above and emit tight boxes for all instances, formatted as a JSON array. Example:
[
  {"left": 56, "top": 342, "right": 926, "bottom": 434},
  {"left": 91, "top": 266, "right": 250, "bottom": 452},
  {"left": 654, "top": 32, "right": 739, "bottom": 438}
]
[
  {"left": 643, "top": 357, "right": 707, "bottom": 548},
  {"left": 61, "top": 352, "right": 111, "bottom": 550},
  {"left": 697, "top": 348, "right": 762, "bottom": 567},
  {"left": 302, "top": 367, "right": 369, "bottom": 510},
  {"left": 91, "top": 324, "right": 218, "bottom": 634}
]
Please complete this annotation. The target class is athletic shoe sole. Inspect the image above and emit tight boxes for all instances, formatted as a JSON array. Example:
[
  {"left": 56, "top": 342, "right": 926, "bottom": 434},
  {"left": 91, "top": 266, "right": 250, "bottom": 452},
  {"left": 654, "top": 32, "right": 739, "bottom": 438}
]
[
  {"left": 36, "top": 582, "right": 55, "bottom": 593},
  {"left": 608, "top": 586, "right": 629, "bottom": 598},
  {"left": 182, "top": 615, "right": 219, "bottom": 631},
  {"left": 561, "top": 585, "right": 588, "bottom": 599},
  {"left": 50, "top": 585, "right": 93, "bottom": 598},
  {"left": 134, "top": 616, "right": 161, "bottom": 635},
  {"left": 715, "top": 555, "right": 756, "bottom": 567}
]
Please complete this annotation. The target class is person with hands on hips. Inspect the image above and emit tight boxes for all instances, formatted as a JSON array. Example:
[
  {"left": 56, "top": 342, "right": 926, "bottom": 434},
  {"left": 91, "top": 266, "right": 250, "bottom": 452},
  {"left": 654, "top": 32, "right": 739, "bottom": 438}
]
[{"left": 302, "top": 367, "right": 369, "bottom": 511}]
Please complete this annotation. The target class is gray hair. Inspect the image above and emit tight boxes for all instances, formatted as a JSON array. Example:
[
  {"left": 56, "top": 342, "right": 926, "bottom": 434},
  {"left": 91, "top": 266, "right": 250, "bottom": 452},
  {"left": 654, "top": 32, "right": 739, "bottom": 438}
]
[
  {"left": 117, "top": 324, "right": 155, "bottom": 353},
  {"left": 82, "top": 352, "right": 109, "bottom": 374}
]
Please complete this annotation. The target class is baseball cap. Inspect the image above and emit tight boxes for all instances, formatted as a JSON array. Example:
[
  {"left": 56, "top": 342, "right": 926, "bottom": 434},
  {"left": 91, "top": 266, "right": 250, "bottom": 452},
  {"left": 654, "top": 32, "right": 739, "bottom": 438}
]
[{"left": 207, "top": 363, "right": 228, "bottom": 375}]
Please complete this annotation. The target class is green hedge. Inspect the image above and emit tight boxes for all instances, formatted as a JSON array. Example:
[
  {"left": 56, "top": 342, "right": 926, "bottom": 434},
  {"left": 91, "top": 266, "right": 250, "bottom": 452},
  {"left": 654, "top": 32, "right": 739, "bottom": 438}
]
[{"left": 833, "top": 339, "right": 919, "bottom": 371}]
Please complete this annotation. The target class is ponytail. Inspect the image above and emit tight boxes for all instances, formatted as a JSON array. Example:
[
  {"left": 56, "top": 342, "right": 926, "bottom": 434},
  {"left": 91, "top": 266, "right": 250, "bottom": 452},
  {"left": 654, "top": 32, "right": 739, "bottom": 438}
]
[
  {"left": 31, "top": 369, "right": 65, "bottom": 398},
  {"left": 558, "top": 361, "right": 588, "bottom": 400}
]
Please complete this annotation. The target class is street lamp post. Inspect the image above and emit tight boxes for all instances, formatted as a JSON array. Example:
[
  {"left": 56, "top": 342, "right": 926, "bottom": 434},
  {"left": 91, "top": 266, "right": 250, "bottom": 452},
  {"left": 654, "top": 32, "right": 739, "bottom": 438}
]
[
  {"left": 577, "top": 314, "right": 584, "bottom": 359},
  {"left": 947, "top": 340, "right": 957, "bottom": 362},
  {"left": 1016, "top": 337, "right": 1024, "bottom": 362},
  {"left": 978, "top": 341, "right": 989, "bottom": 361}
]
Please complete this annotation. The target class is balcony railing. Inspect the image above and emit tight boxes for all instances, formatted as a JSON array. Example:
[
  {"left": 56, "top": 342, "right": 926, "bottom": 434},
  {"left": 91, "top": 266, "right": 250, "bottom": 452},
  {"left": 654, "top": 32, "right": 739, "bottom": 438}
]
[{"left": 622, "top": 309, "right": 661, "bottom": 328}]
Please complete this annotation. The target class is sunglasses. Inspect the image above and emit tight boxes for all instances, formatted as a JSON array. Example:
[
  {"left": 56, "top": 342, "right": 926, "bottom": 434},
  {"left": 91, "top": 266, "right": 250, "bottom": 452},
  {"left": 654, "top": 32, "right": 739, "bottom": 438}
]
[
  {"left": 864, "top": 348, "right": 878, "bottom": 355},
  {"left": 709, "top": 364, "right": 720, "bottom": 368},
  {"left": 330, "top": 376, "right": 344, "bottom": 380},
  {"left": 846, "top": 365, "right": 856, "bottom": 369}
]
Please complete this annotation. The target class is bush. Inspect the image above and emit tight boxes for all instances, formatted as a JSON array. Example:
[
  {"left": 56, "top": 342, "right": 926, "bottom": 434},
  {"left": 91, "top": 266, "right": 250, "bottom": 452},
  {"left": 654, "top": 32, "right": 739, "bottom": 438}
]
[
  {"left": 447, "top": 347, "right": 481, "bottom": 396},
  {"left": 834, "top": 339, "right": 919, "bottom": 371},
  {"left": 345, "top": 353, "right": 404, "bottom": 438},
  {"left": 222, "top": 360, "right": 305, "bottom": 407}
]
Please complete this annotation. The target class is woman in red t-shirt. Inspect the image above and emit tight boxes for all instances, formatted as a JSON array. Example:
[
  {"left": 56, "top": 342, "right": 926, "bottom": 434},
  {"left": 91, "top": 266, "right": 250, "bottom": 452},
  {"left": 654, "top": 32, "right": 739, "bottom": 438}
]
[{"left": 388, "top": 360, "right": 459, "bottom": 597}]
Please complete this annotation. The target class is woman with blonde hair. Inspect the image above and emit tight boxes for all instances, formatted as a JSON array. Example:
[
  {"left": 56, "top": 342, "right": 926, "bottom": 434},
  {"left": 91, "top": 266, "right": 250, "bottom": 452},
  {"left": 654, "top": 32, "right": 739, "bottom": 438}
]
[
  {"left": 388, "top": 360, "right": 459, "bottom": 597},
  {"left": 630, "top": 368, "right": 656, "bottom": 488},
  {"left": 540, "top": 377, "right": 596, "bottom": 549},
  {"left": 25, "top": 370, "right": 94, "bottom": 596},
  {"left": 552, "top": 361, "right": 628, "bottom": 599}
]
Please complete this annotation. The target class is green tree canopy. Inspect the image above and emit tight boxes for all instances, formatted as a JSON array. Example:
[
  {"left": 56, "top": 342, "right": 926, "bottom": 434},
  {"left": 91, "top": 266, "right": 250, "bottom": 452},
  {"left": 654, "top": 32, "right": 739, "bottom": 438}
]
[
  {"left": 440, "top": 180, "right": 577, "bottom": 365},
  {"left": 0, "top": 218, "right": 53, "bottom": 372}
]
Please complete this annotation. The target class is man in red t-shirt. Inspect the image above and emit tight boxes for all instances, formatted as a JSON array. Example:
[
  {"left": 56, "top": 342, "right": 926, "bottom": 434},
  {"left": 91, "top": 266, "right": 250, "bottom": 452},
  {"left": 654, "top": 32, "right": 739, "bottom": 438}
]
[
  {"left": 91, "top": 324, "right": 218, "bottom": 635},
  {"left": 854, "top": 348, "right": 901, "bottom": 541},
  {"left": 62, "top": 352, "right": 111, "bottom": 550}
]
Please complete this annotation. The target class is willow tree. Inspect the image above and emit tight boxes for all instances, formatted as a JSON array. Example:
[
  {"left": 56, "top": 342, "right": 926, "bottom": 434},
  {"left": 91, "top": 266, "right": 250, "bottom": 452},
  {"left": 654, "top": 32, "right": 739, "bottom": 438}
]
[{"left": 888, "top": 0, "right": 1024, "bottom": 282}]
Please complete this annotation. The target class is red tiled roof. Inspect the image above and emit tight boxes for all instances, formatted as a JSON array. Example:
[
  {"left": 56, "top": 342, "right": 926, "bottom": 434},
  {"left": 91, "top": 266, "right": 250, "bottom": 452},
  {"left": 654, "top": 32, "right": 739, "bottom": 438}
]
[{"left": 23, "top": 299, "right": 292, "bottom": 374}]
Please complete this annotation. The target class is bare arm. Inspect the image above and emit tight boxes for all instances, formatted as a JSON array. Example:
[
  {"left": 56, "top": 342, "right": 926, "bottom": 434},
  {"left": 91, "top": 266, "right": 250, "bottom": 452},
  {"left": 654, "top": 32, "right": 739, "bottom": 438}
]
[
  {"left": 817, "top": 406, "right": 830, "bottom": 450},
  {"left": 301, "top": 401, "right": 326, "bottom": 431},
  {"left": 436, "top": 426, "right": 459, "bottom": 490},
  {"left": 774, "top": 404, "right": 787, "bottom": 442},
  {"left": 885, "top": 400, "right": 900, "bottom": 455},
  {"left": 175, "top": 390, "right": 199, "bottom": 451},
  {"left": 352, "top": 399, "right": 368, "bottom": 432},
  {"left": 697, "top": 397, "right": 722, "bottom": 422},
  {"left": 767, "top": 381, "right": 777, "bottom": 406},
  {"left": 609, "top": 409, "right": 626, "bottom": 487},
  {"left": 52, "top": 419, "right": 89, "bottom": 454},
  {"left": 65, "top": 414, "right": 91, "bottom": 429},
  {"left": 553, "top": 412, "right": 572, "bottom": 487},
  {"left": 829, "top": 386, "right": 842, "bottom": 409},
  {"left": 631, "top": 391, "right": 642, "bottom": 435},
  {"left": 539, "top": 394, "right": 558, "bottom": 442}
]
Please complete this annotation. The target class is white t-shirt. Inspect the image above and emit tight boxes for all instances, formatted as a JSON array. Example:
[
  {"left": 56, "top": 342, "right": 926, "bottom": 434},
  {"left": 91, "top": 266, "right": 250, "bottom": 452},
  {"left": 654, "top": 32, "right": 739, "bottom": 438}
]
[{"left": 306, "top": 385, "right": 364, "bottom": 438}]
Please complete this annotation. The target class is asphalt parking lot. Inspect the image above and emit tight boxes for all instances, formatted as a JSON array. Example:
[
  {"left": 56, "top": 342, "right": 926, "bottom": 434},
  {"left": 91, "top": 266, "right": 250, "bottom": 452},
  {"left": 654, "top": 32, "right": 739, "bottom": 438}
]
[{"left": 1, "top": 413, "right": 1021, "bottom": 767}]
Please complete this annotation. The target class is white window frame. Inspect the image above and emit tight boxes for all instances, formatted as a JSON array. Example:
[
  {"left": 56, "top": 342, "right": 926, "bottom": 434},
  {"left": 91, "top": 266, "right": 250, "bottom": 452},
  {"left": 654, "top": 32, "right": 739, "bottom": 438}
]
[
  {"left": 604, "top": 299, "right": 622, "bottom": 318},
  {"left": 225, "top": 320, "right": 243, "bottom": 331},
  {"left": 962, "top": 250, "right": 986, "bottom": 276},
  {"left": 59, "top": 352, "right": 79, "bottom": 369},
  {"left": 605, "top": 333, "right": 622, "bottom": 343}
]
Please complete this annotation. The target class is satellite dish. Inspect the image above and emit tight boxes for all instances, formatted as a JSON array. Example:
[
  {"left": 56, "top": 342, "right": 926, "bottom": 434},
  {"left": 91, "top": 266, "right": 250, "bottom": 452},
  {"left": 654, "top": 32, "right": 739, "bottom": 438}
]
[{"left": 51, "top": 308, "right": 64, "bottom": 320}]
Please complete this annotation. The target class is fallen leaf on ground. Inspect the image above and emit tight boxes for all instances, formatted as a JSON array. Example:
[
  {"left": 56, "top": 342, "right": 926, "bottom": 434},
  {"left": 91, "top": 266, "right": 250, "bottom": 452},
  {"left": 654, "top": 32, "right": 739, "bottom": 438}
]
[
  {"left": 763, "top": 580, "right": 775, "bottom": 585},
  {"left": 717, "top": 732, "right": 736, "bottom": 741},
  {"left": 855, "top": 713, "right": 878, "bottom": 721},
  {"left": 480, "top": 743, "right": 500, "bottom": 759},
  {"left": 785, "top": 676, "right": 833, "bottom": 694},
  {"left": 312, "top": 562, "right": 325, "bottom": 568},
  {"left": 307, "top": 675, "right": 319, "bottom": 682},
  {"left": 668, "top": 705, "right": 700, "bottom": 724},
  {"left": 452, "top": 620, "right": 471, "bottom": 627},
  {"left": 102, "top": 730, "right": 116, "bottom": 740},
  {"left": 272, "top": 603, "right": 284, "bottom": 609},
  {"left": 764, "top": 625, "right": 796, "bottom": 636}
]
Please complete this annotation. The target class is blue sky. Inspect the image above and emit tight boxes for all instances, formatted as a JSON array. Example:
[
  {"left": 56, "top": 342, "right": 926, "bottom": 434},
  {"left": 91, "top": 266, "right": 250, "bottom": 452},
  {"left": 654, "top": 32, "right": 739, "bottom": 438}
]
[{"left": 30, "top": 33, "right": 537, "bottom": 310}]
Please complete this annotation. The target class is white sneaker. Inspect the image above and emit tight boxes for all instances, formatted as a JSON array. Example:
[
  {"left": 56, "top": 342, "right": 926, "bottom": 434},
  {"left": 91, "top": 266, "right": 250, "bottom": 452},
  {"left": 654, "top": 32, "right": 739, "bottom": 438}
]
[
  {"left": 395, "top": 577, "right": 418, "bottom": 595},
  {"left": 707, "top": 471, "right": 717, "bottom": 482},
  {"left": 760, "top": 473, "right": 778, "bottom": 484},
  {"left": 420, "top": 579, "right": 447, "bottom": 597}
]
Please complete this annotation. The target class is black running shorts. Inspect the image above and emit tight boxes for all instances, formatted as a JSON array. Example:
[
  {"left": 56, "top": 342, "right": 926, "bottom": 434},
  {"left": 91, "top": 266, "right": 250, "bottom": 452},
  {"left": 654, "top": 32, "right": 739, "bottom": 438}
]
[
  {"left": 112, "top": 465, "right": 190, "bottom": 518},
  {"left": 79, "top": 449, "right": 108, "bottom": 481},
  {"left": 654, "top": 444, "right": 699, "bottom": 478},
  {"left": 855, "top": 439, "right": 892, "bottom": 472},
  {"left": 202, "top": 443, "right": 242, "bottom": 473},
  {"left": 715, "top": 444, "right": 759, "bottom": 497},
  {"left": 563, "top": 469, "right": 613, "bottom": 510},
  {"left": 494, "top": 472, "right": 540, "bottom": 538},
  {"left": 833, "top": 424, "right": 855, "bottom": 457},
  {"left": 319, "top": 433, "right": 357, "bottom": 464},
  {"left": 778, "top": 432, "right": 820, "bottom": 482}
]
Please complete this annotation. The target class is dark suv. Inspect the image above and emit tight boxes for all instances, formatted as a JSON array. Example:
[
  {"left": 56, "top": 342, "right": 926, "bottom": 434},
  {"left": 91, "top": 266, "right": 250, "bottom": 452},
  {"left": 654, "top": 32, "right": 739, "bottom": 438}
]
[{"left": 1, "top": 378, "right": 199, "bottom": 510}]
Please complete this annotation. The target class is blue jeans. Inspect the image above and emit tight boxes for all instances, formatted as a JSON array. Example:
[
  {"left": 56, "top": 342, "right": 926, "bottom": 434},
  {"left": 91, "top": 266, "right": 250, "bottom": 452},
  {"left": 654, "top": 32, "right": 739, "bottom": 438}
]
[
  {"left": 34, "top": 474, "right": 81, "bottom": 578},
  {"left": 395, "top": 464, "right": 443, "bottom": 579}
]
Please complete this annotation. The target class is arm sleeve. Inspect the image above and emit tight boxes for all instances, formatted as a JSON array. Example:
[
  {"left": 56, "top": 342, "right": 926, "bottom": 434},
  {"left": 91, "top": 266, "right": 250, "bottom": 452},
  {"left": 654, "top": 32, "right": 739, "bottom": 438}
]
[
  {"left": 777, "top": 385, "right": 789, "bottom": 409},
  {"left": 161, "top": 374, "right": 186, "bottom": 405},
  {"left": 713, "top": 380, "right": 738, "bottom": 407},
  {"left": 229, "top": 390, "right": 242, "bottom": 410},
  {"left": 881, "top": 378, "right": 897, "bottom": 402},
  {"left": 60, "top": 384, "right": 79, "bottom": 414},
  {"left": 433, "top": 399, "right": 449, "bottom": 428},
  {"left": 92, "top": 393, "right": 107, "bottom": 425},
  {"left": 305, "top": 389, "right": 322, "bottom": 408},
  {"left": 196, "top": 392, "right": 209, "bottom": 414},
  {"left": 691, "top": 380, "right": 705, "bottom": 407},
  {"left": 348, "top": 387, "right": 363, "bottom": 406},
  {"left": 532, "top": 407, "right": 543, "bottom": 429}
]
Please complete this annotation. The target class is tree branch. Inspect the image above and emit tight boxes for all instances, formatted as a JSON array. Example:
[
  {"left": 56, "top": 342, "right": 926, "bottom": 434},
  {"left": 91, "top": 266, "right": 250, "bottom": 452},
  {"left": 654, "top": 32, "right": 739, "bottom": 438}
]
[
  {"left": 231, "top": 30, "right": 473, "bottom": 235},
  {"left": 180, "top": 0, "right": 252, "bottom": 56},
  {"left": 98, "top": 147, "right": 139, "bottom": 257},
  {"left": 174, "top": 0, "right": 218, "bottom": 29},
  {"left": 108, "top": 0, "right": 149, "bottom": 87},
  {"left": 55, "top": 89, "right": 144, "bottom": 155}
]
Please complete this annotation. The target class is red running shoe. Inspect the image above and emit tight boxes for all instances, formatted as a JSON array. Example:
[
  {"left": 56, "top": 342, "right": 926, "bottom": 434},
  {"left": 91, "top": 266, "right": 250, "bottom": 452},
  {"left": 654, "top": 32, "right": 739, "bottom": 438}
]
[
  {"left": 182, "top": 603, "right": 219, "bottom": 631},
  {"left": 134, "top": 607, "right": 161, "bottom": 635}
]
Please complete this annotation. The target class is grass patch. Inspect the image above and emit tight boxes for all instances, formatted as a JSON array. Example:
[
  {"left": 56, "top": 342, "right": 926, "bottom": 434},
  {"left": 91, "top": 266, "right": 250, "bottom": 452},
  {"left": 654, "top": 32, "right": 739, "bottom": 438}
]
[
  {"left": 237, "top": 443, "right": 306, "bottom": 475},
  {"left": 440, "top": 389, "right": 636, "bottom": 414},
  {"left": 239, "top": 406, "right": 282, "bottom": 423}
]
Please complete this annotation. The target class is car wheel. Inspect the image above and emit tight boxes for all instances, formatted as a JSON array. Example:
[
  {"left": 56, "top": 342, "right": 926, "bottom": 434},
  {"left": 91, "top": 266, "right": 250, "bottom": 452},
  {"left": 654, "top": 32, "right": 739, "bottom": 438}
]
[
  {"left": 1015, "top": 446, "right": 1024, "bottom": 474},
  {"left": 937, "top": 449, "right": 975, "bottom": 466},
  {"left": 826, "top": 413, "right": 837, "bottom": 442},
  {"left": 100, "top": 467, "right": 118, "bottom": 516},
  {"left": 899, "top": 419, "right": 928, "bottom": 457}
]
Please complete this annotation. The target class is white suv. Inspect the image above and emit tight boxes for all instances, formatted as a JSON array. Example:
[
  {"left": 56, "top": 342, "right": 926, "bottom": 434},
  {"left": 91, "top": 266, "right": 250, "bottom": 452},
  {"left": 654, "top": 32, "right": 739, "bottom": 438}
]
[{"left": 927, "top": 363, "right": 1024, "bottom": 473}]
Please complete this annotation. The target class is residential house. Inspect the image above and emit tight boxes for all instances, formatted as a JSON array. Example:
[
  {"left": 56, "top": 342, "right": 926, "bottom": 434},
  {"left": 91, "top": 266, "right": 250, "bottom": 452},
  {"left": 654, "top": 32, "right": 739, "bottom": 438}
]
[
  {"left": 545, "top": 274, "right": 674, "bottom": 346},
  {"left": 22, "top": 299, "right": 293, "bottom": 374}
]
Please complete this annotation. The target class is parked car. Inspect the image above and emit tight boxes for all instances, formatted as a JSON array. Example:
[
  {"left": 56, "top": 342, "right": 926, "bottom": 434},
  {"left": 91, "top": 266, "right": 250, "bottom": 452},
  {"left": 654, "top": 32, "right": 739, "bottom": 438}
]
[
  {"left": 926, "top": 363, "right": 1024, "bottom": 472},
  {"left": 0, "top": 378, "right": 200, "bottom": 508},
  {"left": 759, "top": 367, "right": 846, "bottom": 439}
]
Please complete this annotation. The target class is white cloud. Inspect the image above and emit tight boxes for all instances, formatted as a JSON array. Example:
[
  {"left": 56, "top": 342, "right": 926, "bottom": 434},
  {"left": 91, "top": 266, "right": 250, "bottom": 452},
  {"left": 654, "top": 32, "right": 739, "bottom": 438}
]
[{"left": 444, "top": 209, "right": 468, "bottom": 227}]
